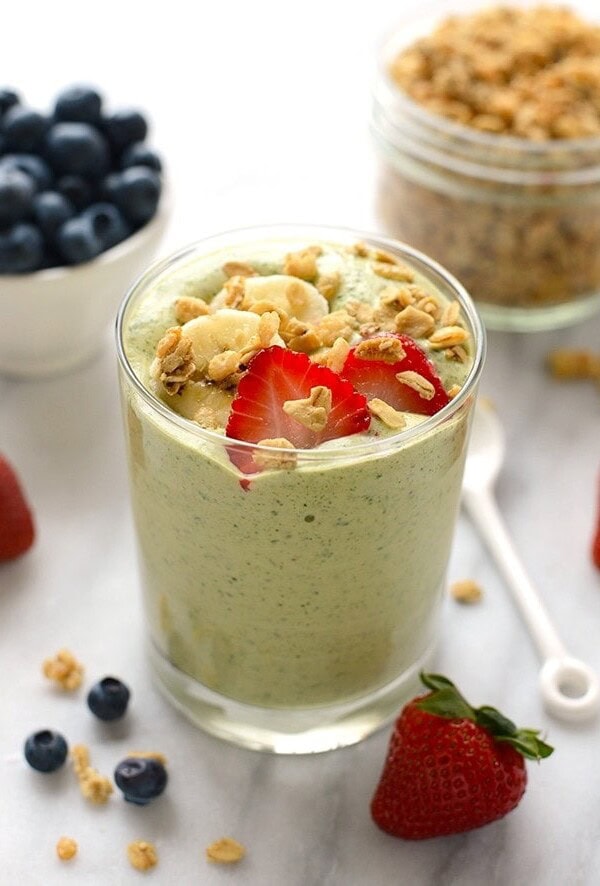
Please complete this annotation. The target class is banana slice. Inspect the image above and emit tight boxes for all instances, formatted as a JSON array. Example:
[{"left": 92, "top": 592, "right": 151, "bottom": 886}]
[
  {"left": 211, "top": 275, "right": 329, "bottom": 324},
  {"left": 181, "top": 308, "right": 284, "bottom": 372},
  {"left": 170, "top": 381, "right": 234, "bottom": 428}
]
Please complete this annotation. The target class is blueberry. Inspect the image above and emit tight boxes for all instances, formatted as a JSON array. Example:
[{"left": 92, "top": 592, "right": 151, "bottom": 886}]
[
  {"left": 120, "top": 142, "right": 162, "bottom": 172},
  {"left": 56, "top": 215, "right": 103, "bottom": 265},
  {"left": 114, "top": 757, "right": 167, "bottom": 805},
  {"left": 0, "top": 223, "right": 44, "bottom": 273},
  {"left": 44, "top": 122, "right": 110, "bottom": 178},
  {"left": 54, "top": 85, "right": 102, "bottom": 124},
  {"left": 24, "top": 729, "right": 68, "bottom": 772},
  {"left": 103, "top": 109, "right": 148, "bottom": 152},
  {"left": 0, "top": 133, "right": 5, "bottom": 155},
  {"left": 0, "top": 88, "right": 20, "bottom": 117},
  {"left": 87, "top": 676, "right": 131, "bottom": 720},
  {"left": 2, "top": 106, "right": 48, "bottom": 151},
  {"left": 56, "top": 174, "right": 93, "bottom": 210},
  {"left": 105, "top": 166, "right": 161, "bottom": 225},
  {"left": 0, "top": 167, "right": 36, "bottom": 225},
  {"left": 33, "top": 191, "right": 75, "bottom": 238},
  {"left": 0, "top": 153, "right": 53, "bottom": 190}
]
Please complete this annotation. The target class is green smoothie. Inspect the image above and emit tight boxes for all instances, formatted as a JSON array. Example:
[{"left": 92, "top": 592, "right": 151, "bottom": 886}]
[{"left": 118, "top": 232, "right": 481, "bottom": 714}]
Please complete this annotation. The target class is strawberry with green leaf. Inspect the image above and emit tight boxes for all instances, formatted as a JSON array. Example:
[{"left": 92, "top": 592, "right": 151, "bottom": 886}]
[{"left": 371, "top": 673, "right": 553, "bottom": 840}]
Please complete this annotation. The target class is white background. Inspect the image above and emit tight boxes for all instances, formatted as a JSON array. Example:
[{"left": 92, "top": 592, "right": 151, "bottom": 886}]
[{"left": 2, "top": 1, "right": 600, "bottom": 884}]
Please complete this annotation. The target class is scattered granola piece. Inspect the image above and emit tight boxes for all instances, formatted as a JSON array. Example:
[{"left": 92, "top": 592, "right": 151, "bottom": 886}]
[
  {"left": 127, "top": 751, "right": 168, "bottom": 766},
  {"left": 371, "top": 248, "right": 401, "bottom": 264},
  {"left": 395, "top": 370, "right": 436, "bottom": 400},
  {"left": 56, "top": 836, "right": 78, "bottom": 861},
  {"left": 206, "top": 837, "right": 246, "bottom": 865},
  {"left": 428, "top": 326, "right": 470, "bottom": 349},
  {"left": 71, "top": 744, "right": 90, "bottom": 778},
  {"left": 258, "top": 311, "right": 281, "bottom": 347},
  {"left": 440, "top": 300, "right": 461, "bottom": 327},
  {"left": 253, "top": 438, "right": 297, "bottom": 471},
  {"left": 42, "top": 649, "right": 84, "bottom": 691},
  {"left": 355, "top": 337, "right": 406, "bottom": 363},
  {"left": 368, "top": 398, "right": 407, "bottom": 429},
  {"left": 547, "top": 348, "right": 600, "bottom": 380},
  {"left": 70, "top": 743, "right": 113, "bottom": 804},
  {"left": 174, "top": 296, "right": 210, "bottom": 324},
  {"left": 154, "top": 326, "right": 196, "bottom": 394},
  {"left": 372, "top": 261, "right": 415, "bottom": 282},
  {"left": 313, "top": 310, "right": 355, "bottom": 347},
  {"left": 447, "top": 384, "right": 462, "bottom": 398},
  {"left": 345, "top": 298, "right": 376, "bottom": 325},
  {"left": 324, "top": 337, "right": 351, "bottom": 374},
  {"left": 283, "top": 246, "right": 322, "bottom": 281},
  {"left": 222, "top": 261, "right": 258, "bottom": 279},
  {"left": 128, "top": 841, "right": 158, "bottom": 872},
  {"left": 450, "top": 579, "right": 483, "bottom": 604},
  {"left": 348, "top": 241, "right": 370, "bottom": 257},
  {"left": 281, "top": 317, "right": 322, "bottom": 354},
  {"left": 207, "top": 350, "right": 240, "bottom": 383},
  {"left": 394, "top": 305, "right": 436, "bottom": 338},
  {"left": 415, "top": 295, "right": 441, "bottom": 319},
  {"left": 316, "top": 271, "right": 341, "bottom": 300},
  {"left": 222, "top": 275, "right": 246, "bottom": 308},
  {"left": 283, "top": 385, "right": 332, "bottom": 432},
  {"left": 444, "top": 346, "right": 469, "bottom": 363}
]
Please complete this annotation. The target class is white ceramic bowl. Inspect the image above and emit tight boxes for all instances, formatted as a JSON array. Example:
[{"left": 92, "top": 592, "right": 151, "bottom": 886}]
[{"left": 0, "top": 197, "right": 170, "bottom": 378}]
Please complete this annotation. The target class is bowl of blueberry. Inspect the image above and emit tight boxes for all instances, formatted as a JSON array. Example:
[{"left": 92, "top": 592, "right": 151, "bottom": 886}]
[{"left": 0, "top": 85, "right": 169, "bottom": 377}]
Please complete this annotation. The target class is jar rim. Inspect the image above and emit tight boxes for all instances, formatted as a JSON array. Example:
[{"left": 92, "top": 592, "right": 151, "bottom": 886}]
[{"left": 116, "top": 223, "right": 486, "bottom": 464}]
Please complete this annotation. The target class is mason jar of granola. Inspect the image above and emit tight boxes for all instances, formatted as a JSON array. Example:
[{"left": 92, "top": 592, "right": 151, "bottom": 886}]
[{"left": 372, "top": 4, "right": 600, "bottom": 331}]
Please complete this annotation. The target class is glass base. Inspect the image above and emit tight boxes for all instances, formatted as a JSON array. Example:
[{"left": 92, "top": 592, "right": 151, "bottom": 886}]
[
  {"left": 148, "top": 641, "right": 436, "bottom": 754},
  {"left": 478, "top": 288, "right": 600, "bottom": 332}
]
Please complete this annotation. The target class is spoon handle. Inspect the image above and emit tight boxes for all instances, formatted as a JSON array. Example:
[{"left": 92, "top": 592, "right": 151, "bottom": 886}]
[
  {"left": 463, "top": 488, "right": 600, "bottom": 722},
  {"left": 462, "top": 487, "right": 565, "bottom": 660}
]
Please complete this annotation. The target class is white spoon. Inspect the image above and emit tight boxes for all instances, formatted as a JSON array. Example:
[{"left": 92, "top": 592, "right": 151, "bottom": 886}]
[{"left": 462, "top": 401, "right": 600, "bottom": 723}]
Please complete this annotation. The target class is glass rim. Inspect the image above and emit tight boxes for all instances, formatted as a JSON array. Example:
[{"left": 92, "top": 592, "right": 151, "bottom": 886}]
[
  {"left": 115, "top": 223, "right": 486, "bottom": 463},
  {"left": 373, "top": 6, "right": 600, "bottom": 186}
]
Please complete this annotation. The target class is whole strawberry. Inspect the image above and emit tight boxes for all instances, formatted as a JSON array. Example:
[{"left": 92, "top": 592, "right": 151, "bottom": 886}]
[
  {"left": 371, "top": 673, "right": 553, "bottom": 840},
  {"left": 0, "top": 454, "right": 35, "bottom": 561}
]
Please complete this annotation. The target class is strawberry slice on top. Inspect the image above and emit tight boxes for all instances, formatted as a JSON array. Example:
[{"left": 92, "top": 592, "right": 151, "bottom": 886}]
[
  {"left": 226, "top": 346, "right": 370, "bottom": 473},
  {"left": 341, "top": 333, "right": 451, "bottom": 416}
]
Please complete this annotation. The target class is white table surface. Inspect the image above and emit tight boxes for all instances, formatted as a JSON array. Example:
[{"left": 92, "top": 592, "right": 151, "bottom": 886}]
[{"left": 2, "top": 1, "right": 600, "bottom": 883}]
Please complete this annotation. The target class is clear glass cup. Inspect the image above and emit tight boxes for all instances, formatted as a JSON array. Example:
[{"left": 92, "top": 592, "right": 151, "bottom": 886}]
[
  {"left": 116, "top": 224, "right": 485, "bottom": 753},
  {"left": 372, "top": 2, "right": 600, "bottom": 332}
]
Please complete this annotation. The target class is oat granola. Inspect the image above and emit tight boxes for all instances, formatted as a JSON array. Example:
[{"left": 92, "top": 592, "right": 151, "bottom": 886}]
[
  {"left": 450, "top": 579, "right": 483, "bottom": 604},
  {"left": 56, "top": 836, "right": 78, "bottom": 861},
  {"left": 42, "top": 649, "right": 84, "bottom": 691},
  {"left": 70, "top": 743, "right": 113, "bottom": 804},
  {"left": 127, "top": 840, "right": 158, "bottom": 872},
  {"left": 205, "top": 837, "right": 246, "bottom": 864}
]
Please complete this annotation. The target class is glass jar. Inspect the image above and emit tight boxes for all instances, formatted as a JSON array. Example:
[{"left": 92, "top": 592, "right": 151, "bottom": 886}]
[
  {"left": 116, "top": 224, "right": 485, "bottom": 754},
  {"left": 372, "top": 10, "right": 600, "bottom": 332}
]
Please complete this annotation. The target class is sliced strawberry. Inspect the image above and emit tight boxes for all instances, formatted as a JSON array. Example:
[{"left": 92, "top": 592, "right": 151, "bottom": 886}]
[
  {"left": 341, "top": 333, "right": 451, "bottom": 416},
  {"left": 226, "top": 346, "right": 371, "bottom": 473},
  {"left": 0, "top": 454, "right": 35, "bottom": 562}
]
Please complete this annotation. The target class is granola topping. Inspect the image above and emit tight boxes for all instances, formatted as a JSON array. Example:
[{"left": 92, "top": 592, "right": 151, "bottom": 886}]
[
  {"left": 154, "top": 327, "right": 196, "bottom": 394},
  {"left": 316, "top": 271, "right": 341, "bottom": 300},
  {"left": 283, "top": 245, "right": 322, "bottom": 281},
  {"left": 323, "top": 337, "right": 351, "bottom": 374},
  {"left": 222, "top": 261, "right": 258, "bottom": 278},
  {"left": 368, "top": 398, "right": 407, "bottom": 429},
  {"left": 283, "top": 386, "right": 332, "bottom": 431},
  {"left": 174, "top": 296, "right": 210, "bottom": 324},
  {"left": 395, "top": 370, "right": 436, "bottom": 401},
  {"left": 254, "top": 438, "right": 297, "bottom": 470},
  {"left": 372, "top": 261, "right": 415, "bottom": 282},
  {"left": 394, "top": 305, "right": 436, "bottom": 338},
  {"left": 428, "top": 326, "right": 470, "bottom": 350},
  {"left": 355, "top": 336, "right": 406, "bottom": 363}
]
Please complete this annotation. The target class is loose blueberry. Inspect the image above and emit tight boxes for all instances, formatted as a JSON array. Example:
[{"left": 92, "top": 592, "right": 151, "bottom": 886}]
[
  {"left": 24, "top": 729, "right": 68, "bottom": 772},
  {"left": 106, "top": 166, "right": 161, "bottom": 225},
  {"left": 44, "top": 122, "right": 110, "bottom": 178},
  {"left": 0, "top": 167, "right": 36, "bottom": 225},
  {"left": 56, "top": 215, "right": 102, "bottom": 265},
  {"left": 87, "top": 676, "right": 131, "bottom": 721},
  {"left": 56, "top": 174, "right": 93, "bottom": 211},
  {"left": 0, "top": 223, "right": 44, "bottom": 273},
  {"left": 2, "top": 106, "right": 48, "bottom": 152},
  {"left": 114, "top": 757, "right": 167, "bottom": 805},
  {"left": 33, "top": 191, "right": 75, "bottom": 238},
  {"left": 0, "top": 153, "right": 53, "bottom": 190},
  {"left": 0, "top": 88, "right": 20, "bottom": 117},
  {"left": 103, "top": 110, "right": 148, "bottom": 152},
  {"left": 54, "top": 85, "right": 102, "bottom": 124},
  {"left": 120, "top": 142, "right": 162, "bottom": 172},
  {"left": 0, "top": 133, "right": 5, "bottom": 155}
]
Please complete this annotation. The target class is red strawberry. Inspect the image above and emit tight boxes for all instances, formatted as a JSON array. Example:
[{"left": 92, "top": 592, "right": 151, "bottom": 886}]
[
  {"left": 371, "top": 673, "right": 553, "bottom": 840},
  {"left": 0, "top": 454, "right": 35, "bottom": 561},
  {"left": 592, "top": 473, "right": 600, "bottom": 570},
  {"left": 226, "top": 346, "right": 370, "bottom": 474},
  {"left": 341, "top": 333, "right": 451, "bottom": 415}
]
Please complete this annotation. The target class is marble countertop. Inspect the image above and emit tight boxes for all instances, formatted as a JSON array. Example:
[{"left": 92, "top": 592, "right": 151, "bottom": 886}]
[{"left": 2, "top": 1, "right": 600, "bottom": 883}]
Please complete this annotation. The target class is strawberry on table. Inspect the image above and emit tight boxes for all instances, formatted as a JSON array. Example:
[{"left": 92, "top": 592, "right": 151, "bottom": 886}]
[
  {"left": 371, "top": 673, "right": 553, "bottom": 840},
  {"left": 592, "top": 473, "right": 600, "bottom": 570},
  {"left": 226, "top": 346, "right": 370, "bottom": 473},
  {"left": 341, "top": 333, "right": 451, "bottom": 416},
  {"left": 0, "top": 454, "right": 35, "bottom": 561}
]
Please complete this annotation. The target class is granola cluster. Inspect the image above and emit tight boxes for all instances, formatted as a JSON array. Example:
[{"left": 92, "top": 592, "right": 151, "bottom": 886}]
[
  {"left": 390, "top": 6, "right": 600, "bottom": 139},
  {"left": 151, "top": 243, "right": 470, "bottom": 432}
]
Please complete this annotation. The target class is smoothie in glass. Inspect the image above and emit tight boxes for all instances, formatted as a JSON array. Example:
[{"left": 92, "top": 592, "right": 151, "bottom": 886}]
[{"left": 117, "top": 226, "right": 485, "bottom": 753}]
